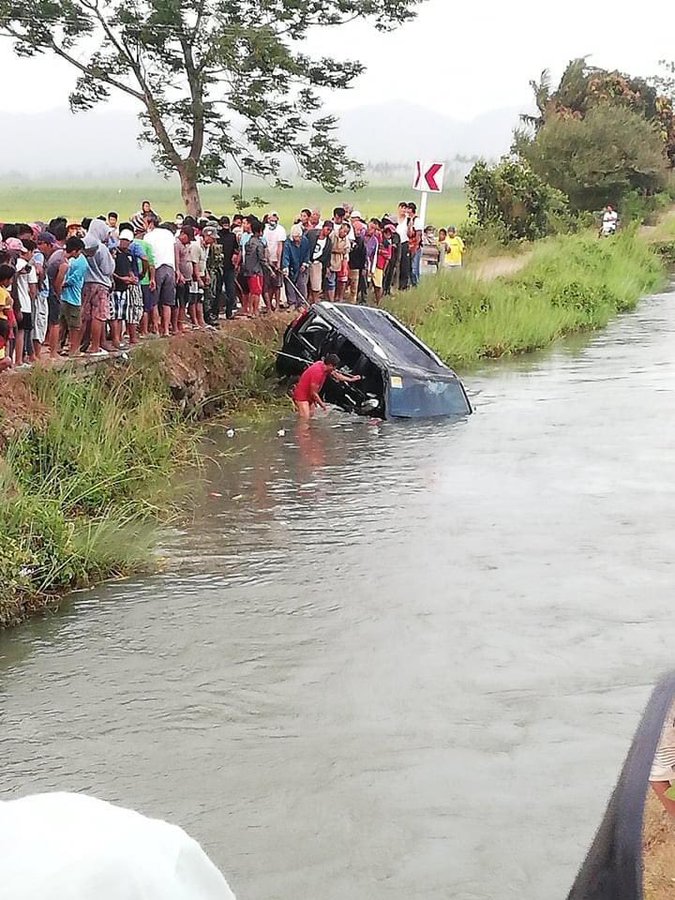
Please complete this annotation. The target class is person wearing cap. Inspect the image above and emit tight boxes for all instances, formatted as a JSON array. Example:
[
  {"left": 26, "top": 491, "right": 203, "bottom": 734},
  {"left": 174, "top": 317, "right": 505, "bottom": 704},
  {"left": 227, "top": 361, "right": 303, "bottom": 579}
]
[
  {"left": 67, "top": 222, "right": 84, "bottom": 239},
  {"left": 263, "top": 211, "right": 286, "bottom": 312},
  {"left": 110, "top": 230, "right": 144, "bottom": 347}
]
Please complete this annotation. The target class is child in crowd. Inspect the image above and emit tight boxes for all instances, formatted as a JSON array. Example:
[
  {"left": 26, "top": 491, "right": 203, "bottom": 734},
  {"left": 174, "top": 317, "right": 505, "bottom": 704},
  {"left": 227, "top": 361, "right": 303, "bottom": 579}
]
[
  {"left": 421, "top": 225, "right": 440, "bottom": 277},
  {"left": 437, "top": 228, "right": 448, "bottom": 270},
  {"left": 14, "top": 240, "right": 38, "bottom": 367},
  {"left": 0, "top": 263, "right": 14, "bottom": 320},
  {"left": 0, "top": 318, "right": 12, "bottom": 371}
]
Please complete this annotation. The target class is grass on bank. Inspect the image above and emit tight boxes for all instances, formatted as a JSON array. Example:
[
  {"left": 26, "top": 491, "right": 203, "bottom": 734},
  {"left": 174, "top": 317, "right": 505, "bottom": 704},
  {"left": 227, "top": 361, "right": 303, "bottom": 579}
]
[
  {"left": 387, "top": 228, "right": 665, "bottom": 368},
  {"left": 0, "top": 364, "right": 198, "bottom": 626},
  {"left": 0, "top": 322, "right": 287, "bottom": 628}
]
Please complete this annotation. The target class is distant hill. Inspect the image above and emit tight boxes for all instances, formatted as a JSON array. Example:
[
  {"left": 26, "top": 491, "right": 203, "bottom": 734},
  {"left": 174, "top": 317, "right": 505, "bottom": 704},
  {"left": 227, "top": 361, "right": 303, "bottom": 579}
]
[
  {"left": 338, "top": 102, "right": 522, "bottom": 162},
  {"left": 0, "top": 102, "right": 521, "bottom": 177}
]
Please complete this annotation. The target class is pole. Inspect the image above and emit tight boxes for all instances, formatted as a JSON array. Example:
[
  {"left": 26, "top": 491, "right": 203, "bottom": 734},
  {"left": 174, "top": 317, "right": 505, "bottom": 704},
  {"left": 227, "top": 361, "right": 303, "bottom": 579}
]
[{"left": 419, "top": 190, "right": 429, "bottom": 230}]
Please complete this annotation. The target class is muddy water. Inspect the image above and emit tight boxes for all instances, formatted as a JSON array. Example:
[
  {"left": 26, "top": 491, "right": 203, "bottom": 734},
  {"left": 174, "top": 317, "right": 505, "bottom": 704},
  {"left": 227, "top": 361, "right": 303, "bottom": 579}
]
[{"left": 3, "top": 290, "right": 675, "bottom": 899}]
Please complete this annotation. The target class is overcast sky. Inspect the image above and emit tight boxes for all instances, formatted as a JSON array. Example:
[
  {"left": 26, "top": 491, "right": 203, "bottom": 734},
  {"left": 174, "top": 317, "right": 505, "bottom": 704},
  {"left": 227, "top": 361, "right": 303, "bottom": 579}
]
[{"left": 0, "top": 0, "right": 672, "bottom": 119}]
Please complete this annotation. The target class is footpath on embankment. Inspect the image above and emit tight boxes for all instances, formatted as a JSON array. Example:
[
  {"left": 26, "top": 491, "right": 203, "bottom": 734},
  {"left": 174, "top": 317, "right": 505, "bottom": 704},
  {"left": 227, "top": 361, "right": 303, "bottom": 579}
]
[{"left": 0, "top": 226, "right": 668, "bottom": 628}]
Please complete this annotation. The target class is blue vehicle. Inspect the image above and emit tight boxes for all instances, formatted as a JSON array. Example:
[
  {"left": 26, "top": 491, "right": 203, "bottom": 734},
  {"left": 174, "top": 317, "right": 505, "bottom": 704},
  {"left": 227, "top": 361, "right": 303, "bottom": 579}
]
[{"left": 277, "top": 302, "right": 472, "bottom": 420}]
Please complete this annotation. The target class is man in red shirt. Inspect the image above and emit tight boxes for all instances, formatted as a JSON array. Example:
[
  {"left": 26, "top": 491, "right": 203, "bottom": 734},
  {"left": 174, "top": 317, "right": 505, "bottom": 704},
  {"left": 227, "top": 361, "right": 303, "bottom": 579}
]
[{"left": 293, "top": 353, "right": 362, "bottom": 418}]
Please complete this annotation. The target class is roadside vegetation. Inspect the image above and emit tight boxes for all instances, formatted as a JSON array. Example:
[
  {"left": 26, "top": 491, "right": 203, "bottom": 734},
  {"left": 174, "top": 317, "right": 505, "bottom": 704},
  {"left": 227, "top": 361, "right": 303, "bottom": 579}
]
[
  {"left": 388, "top": 228, "right": 665, "bottom": 368},
  {"left": 463, "top": 58, "right": 675, "bottom": 245}
]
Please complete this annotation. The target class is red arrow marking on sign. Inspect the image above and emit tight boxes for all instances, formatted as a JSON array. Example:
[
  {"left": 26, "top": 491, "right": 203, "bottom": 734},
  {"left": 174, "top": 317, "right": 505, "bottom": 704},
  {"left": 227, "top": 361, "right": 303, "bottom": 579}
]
[
  {"left": 425, "top": 163, "right": 443, "bottom": 192},
  {"left": 414, "top": 161, "right": 421, "bottom": 189}
]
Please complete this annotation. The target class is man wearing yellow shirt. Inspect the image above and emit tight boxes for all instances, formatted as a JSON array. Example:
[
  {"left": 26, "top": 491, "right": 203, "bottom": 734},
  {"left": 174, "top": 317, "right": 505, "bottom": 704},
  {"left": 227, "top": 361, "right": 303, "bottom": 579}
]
[{"left": 444, "top": 226, "right": 465, "bottom": 269}]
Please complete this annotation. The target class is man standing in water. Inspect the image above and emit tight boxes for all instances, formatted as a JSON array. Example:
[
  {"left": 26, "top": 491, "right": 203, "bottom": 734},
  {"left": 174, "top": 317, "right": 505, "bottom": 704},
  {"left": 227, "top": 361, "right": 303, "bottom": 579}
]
[{"left": 293, "top": 353, "right": 362, "bottom": 419}]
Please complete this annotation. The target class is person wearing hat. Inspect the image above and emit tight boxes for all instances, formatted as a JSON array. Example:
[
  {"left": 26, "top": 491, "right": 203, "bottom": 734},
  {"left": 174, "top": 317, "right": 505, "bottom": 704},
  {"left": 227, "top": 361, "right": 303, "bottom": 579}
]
[{"left": 110, "top": 229, "right": 145, "bottom": 347}]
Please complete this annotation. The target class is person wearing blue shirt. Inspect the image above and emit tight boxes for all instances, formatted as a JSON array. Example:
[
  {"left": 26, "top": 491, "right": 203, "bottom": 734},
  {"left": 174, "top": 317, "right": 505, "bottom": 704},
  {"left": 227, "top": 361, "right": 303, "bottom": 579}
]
[
  {"left": 282, "top": 224, "right": 310, "bottom": 307},
  {"left": 55, "top": 236, "right": 87, "bottom": 357}
]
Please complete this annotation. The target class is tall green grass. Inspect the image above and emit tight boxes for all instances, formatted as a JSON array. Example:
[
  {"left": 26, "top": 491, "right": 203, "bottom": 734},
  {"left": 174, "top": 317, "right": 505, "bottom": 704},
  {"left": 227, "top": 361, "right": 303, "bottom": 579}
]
[
  {"left": 387, "top": 229, "right": 665, "bottom": 367},
  {"left": 0, "top": 364, "right": 198, "bottom": 627}
]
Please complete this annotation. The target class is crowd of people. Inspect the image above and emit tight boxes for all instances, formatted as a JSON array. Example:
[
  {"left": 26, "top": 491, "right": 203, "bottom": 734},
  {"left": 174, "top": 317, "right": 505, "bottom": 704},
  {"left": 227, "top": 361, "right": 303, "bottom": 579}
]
[{"left": 0, "top": 199, "right": 465, "bottom": 369}]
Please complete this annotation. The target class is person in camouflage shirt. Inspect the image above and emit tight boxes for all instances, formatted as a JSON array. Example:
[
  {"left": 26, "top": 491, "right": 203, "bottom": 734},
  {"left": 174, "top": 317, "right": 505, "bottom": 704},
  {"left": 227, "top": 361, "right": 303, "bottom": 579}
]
[{"left": 202, "top": 226, "right": 223, "bottom": 325}]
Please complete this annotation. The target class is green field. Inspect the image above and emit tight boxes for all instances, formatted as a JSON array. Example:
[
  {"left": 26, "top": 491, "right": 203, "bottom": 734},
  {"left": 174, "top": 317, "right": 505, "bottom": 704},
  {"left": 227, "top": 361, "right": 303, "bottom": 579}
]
[{"left": 0, "top": 181, "right": 466, "bottom": 230}]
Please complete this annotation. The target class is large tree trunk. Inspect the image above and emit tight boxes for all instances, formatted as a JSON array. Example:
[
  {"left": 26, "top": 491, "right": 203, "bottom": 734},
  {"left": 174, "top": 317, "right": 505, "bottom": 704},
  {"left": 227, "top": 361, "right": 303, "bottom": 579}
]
[{"left": 178, "top": 161, "right": 202, "bottom": 218}]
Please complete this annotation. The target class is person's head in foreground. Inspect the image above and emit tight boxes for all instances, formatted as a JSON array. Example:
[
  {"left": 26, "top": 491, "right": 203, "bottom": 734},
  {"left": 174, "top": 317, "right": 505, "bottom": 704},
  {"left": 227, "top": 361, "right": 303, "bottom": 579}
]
[
  {"left": 0, "top": 792, "right": 237, "bottom": 900},
  {"left": 323, "top": 353, "right": 340, "bottom": 372}
]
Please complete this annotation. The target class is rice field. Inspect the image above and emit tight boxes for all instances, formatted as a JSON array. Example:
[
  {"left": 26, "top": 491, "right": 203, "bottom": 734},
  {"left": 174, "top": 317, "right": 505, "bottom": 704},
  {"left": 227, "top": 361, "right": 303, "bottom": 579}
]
[{"left": 0, "top": 181, "right": 467, "bottom": 229}]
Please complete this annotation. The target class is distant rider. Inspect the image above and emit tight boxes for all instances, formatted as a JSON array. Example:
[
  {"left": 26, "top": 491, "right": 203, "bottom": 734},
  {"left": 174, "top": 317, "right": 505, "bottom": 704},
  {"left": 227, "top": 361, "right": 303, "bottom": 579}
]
[{"left": 599, "top": 205, "right": 619, "bottom": 238}]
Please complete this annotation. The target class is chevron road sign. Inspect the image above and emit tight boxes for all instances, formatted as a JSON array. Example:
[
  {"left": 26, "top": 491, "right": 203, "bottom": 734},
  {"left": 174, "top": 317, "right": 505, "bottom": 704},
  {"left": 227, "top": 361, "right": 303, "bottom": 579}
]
[{"left": 412, "top": 160, "right": 445, "bottom": 193}]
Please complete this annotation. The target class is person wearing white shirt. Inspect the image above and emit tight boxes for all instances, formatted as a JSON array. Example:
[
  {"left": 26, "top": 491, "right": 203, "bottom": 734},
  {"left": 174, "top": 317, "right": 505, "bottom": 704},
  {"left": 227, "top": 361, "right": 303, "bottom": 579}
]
[
  {"left": 15, "top": 244, "right": 38, "bottom": 366},
  {"left": 262, "top": 211, "right": 286, "bottom": 311},
  {"left": 144, "top": 216, "right": 180, "bottom": 336},
  {"left": 600, "top": 205, "right": 619, "bottom": 237}
]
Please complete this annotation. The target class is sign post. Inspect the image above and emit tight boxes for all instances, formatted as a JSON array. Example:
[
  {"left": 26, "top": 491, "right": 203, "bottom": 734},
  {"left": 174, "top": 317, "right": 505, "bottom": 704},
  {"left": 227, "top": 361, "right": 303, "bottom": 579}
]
[{"left": 412, "top": 160, "right": 445, "bottom": 229}]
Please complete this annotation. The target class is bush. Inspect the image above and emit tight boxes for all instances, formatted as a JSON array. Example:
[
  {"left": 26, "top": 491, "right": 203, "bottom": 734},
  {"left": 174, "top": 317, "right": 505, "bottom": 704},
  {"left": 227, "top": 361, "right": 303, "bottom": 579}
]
[{"left": 465, "top": 158, "right": 570, "bottom": 242}]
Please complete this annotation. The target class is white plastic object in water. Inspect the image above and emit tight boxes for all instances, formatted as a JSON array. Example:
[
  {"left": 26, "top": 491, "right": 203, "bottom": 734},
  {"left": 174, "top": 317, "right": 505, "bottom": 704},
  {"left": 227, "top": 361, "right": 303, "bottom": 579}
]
[{"left": 0, "top": 792, "right": 237, "bottom": 900}]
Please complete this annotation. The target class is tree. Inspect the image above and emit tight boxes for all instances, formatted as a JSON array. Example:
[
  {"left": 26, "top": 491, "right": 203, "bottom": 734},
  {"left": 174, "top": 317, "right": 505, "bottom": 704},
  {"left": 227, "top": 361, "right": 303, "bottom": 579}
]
[
  {"left": 521, "top": 57, "right": 675, "bottom": 165},
  {"left": 517, "top": 105, "right": 668, "bottom": 211},
  {"left": 0, "top": 1, "right": 423, "bottom": 215},
  {"left": 465, "top": 159, "right": 568, "bottom": 242},
  {"left": 520, "top": 69, "right": 552, "bottom": 132}
]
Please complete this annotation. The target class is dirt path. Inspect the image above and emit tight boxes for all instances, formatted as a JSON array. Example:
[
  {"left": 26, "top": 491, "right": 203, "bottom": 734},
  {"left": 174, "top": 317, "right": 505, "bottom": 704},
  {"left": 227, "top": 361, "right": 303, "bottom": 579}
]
[
  {"left": 643, "top": 792, "right": 675, "bottom": 900},
  {"left": 471, "top": 252, "right": 533, "bottom": 281}
]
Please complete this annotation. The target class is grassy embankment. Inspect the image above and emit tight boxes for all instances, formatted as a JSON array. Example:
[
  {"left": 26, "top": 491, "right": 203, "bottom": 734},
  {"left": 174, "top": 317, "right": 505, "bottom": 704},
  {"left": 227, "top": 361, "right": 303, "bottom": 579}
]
[
  {"left": 0, "top": 319, "right": 288, "bottom": 628},
  {"left": 0, "top": 227, "right": 666, "bottom": 628},
  {"left": 387, "top": 227, "right": 665, "bottom": 368}
]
